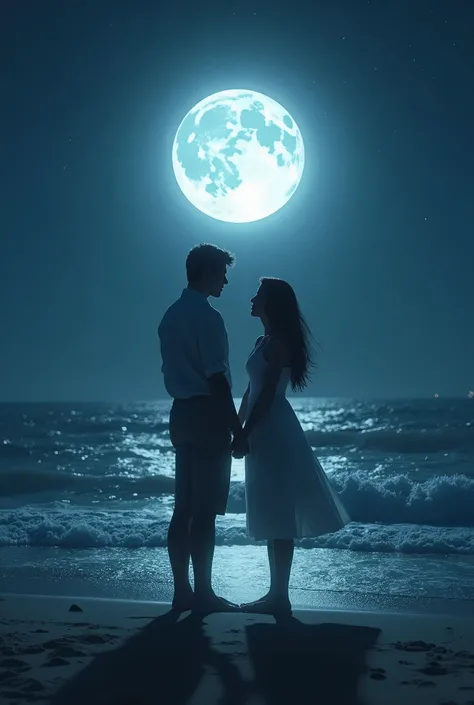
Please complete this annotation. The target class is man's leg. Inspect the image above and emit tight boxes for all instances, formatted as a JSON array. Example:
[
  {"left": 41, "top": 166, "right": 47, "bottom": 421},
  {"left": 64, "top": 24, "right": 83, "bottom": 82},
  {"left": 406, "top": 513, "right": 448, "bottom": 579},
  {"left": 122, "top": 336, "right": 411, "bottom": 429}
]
[
  {"left": 167, "top": 510, "right": 193, "bottom": 602},
  {"left": 189, "top": 509, "right": 217, "bottom": 600},
  {"left": 189, "top": 443, "right": 239, "bottom": 612},
  {"left": 168, "top": 446, "right": 194, "bottom": 608}
]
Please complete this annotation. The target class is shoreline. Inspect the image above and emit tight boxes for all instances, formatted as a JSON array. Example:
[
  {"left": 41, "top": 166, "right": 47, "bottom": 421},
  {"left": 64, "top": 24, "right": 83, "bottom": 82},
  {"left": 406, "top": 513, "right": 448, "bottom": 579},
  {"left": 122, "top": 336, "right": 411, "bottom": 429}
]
[
  {"left": 2, "top": 545, "right": 474, "bottom": 610},
  {"left": 1, "top": 593, "right": 474, "bottom": 704},
  {"left": 2, "top": 589, "right": 474, "bottom": 619}
]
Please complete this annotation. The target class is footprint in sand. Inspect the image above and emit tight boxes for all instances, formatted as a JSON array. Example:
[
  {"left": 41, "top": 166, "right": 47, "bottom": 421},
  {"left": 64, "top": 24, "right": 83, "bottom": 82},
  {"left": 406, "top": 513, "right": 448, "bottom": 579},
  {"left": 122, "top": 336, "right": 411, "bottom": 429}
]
[
  {"left": 431, "top": 646, "right": 452, "bottom": 655},
  {"left": 67, "top": 622, "right": 90, "bottom": 628},
  {"left": 128, "top": 616, "right": 154, "bottom": 620},
  {"left": 42, "top": 656, "right": 70, "bottom": 668},
  {"left": 54, "top": 645, "right": 87, "bottom": 657},
  {"left": 418, "top": 663, "right": 452, "bottom": 676},
  {"left": 394, "top": 640, "right": 436, "bottom": 652},
  {"left": 18, "top": 645, "right": 45, "bottom": 655},
  {"left": 400, "top": 678, "right": 436, "bottom": 688},
  {"left": 369, "top": 668, "right": 386, "bottom": 680},
  {"left": 0, "top": 657, "right": 31, "bottom": 672},
  {"left": 41, "top": 638, "right": 86, "bottom": 657},
  {"left": 19, "top": 677, "right": 45, "bottom": 693},
  {"left": 454, "top": 649, "right": 474, "bottom": 658},
  {"left": 77, "top": 633, "right": 118, "bottom": 645}
]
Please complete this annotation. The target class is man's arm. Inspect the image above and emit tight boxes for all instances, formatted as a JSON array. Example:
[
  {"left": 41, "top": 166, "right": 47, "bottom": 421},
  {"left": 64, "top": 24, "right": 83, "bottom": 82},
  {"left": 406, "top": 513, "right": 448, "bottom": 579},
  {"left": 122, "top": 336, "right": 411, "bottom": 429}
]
[
  {"left": 197, "top": 310, "right": 243, "bottom": 438},
  {"left": 208, "top": 373, "right": 243, "bottom": 438}
]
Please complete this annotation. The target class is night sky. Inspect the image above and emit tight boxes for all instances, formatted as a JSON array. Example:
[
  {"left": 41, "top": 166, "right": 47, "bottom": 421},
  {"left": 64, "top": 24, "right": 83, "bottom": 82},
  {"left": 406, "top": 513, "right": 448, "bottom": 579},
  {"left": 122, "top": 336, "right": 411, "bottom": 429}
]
[{"left": 1, "top": 0, "right": 473, "bottom": 402}]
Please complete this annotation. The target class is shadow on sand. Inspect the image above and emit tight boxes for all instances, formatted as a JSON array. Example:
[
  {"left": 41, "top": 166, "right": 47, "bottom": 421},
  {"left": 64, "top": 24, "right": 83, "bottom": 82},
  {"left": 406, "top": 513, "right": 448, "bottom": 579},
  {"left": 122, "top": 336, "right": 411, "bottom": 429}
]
[
  {"left": 246, "top": 614, "right": 381, "bottom": 705},
  {"left": 50, "top": 609, "right": 247, "bottom": 705},
  {"left": 49, "top": 610, "right": 380, "bottom": 705}
]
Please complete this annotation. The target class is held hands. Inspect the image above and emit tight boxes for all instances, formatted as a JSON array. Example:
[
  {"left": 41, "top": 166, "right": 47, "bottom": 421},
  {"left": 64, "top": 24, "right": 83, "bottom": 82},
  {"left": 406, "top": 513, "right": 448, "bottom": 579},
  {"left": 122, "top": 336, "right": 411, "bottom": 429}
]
[{"left": 231, "top": 431, "right": 249, "bottom": 459}]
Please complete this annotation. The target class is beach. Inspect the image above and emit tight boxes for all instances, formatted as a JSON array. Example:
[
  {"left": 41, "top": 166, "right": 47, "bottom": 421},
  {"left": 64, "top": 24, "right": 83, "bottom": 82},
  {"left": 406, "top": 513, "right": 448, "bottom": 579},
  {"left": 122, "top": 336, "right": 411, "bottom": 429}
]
[
  {"left": 2, "top": 399, "right": 474, "bottom": 702},
  {"left": 1, "top": 593, "right": 474, "bottom": 705}
]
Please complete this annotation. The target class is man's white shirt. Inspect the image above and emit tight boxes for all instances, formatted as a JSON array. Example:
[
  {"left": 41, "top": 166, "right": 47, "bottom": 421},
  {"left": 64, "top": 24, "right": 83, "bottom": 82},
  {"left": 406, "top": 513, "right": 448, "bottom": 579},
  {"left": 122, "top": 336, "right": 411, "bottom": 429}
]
[{"left": 158, "top": 287, "right": 232, "bottom": 400}]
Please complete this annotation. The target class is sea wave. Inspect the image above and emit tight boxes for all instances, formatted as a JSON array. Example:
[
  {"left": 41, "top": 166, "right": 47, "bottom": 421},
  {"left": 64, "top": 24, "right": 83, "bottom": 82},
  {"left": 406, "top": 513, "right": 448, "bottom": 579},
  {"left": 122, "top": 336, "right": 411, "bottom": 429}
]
[
  {"left": 305, "top": 428, "right": 474, "bottom": 453},
  {"left": 1, "top": 468, "right": 474, "bottom": 530},
  {"left": 231, "top": 471, "right": 474, "bottom": 528},
  {"left": 0, "top": 506, "right": 473, "bottom": 555},
  {"left": 0, "top": 469, "right": 175, "bottom": 498}
]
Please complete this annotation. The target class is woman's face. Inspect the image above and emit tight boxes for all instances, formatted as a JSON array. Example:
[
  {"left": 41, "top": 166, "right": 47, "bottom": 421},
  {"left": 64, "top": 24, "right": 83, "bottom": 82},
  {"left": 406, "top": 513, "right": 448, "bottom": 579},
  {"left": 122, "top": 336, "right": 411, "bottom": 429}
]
[{"left": 250, "top": 285, "right": 267, "bottom": 318}]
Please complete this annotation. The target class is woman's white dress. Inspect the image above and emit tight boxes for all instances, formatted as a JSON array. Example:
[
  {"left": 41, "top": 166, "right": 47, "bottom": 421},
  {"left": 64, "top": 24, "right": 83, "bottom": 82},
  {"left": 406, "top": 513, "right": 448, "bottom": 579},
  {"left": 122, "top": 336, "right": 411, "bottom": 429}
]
[{"left": 245, "top": 339, "right": 350, "bottom": 541}]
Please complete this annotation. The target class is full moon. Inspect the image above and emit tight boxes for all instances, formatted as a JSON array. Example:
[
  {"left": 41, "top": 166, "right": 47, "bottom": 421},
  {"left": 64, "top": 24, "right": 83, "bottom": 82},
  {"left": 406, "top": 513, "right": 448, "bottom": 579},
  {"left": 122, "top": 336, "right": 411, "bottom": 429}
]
[{"left": 172, "top": 89, "right": 305, "bottom": 224}]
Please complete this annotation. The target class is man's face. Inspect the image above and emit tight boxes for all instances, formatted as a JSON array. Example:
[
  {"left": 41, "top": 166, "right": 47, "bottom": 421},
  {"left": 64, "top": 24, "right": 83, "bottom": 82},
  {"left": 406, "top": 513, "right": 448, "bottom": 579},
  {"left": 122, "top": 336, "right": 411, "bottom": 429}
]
[{"left": 207, "top": 264, "right": 228, "bottom": 298}]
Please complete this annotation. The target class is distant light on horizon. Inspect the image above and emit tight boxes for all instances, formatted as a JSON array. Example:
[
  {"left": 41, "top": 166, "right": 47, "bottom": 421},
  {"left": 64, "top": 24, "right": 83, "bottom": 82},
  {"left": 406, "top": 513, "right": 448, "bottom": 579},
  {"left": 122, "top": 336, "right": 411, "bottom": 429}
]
[{"left": 171, "top": 89, "right": 305, "bottom": 223}]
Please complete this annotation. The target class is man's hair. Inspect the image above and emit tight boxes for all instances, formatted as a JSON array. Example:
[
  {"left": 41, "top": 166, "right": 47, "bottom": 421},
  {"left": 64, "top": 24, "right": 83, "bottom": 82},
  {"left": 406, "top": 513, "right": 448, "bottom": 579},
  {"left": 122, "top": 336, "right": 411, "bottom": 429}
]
[{"left": 186, "top": 243, "right": 235, "bottom": 284}]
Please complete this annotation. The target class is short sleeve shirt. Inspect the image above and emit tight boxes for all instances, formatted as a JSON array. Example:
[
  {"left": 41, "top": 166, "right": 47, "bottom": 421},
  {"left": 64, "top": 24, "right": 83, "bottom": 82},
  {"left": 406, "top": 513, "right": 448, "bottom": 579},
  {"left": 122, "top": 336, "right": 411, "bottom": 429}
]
[{"left": 158, "top": 288, "right": 232, "bottom": 399}]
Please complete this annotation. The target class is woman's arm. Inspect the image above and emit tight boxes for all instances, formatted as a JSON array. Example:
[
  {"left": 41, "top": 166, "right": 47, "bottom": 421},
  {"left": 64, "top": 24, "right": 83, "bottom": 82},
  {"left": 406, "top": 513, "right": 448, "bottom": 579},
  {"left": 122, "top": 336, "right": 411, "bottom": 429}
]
[
  {"left": 242, "top": 336, "right": 286, "bottom": 440},
  {"left": 237, "top": 384, "right": 250, "bottom": 425},
  {"left": 236, "top": 336, "right": 264, "bottom": 425}
]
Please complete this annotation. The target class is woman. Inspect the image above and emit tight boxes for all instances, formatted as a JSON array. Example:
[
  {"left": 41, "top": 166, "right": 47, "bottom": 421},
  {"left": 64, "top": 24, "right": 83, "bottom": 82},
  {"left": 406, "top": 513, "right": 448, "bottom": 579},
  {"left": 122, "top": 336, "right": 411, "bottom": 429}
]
[{"left": 232, "top": 278, "right": 350, "bottom": 615}]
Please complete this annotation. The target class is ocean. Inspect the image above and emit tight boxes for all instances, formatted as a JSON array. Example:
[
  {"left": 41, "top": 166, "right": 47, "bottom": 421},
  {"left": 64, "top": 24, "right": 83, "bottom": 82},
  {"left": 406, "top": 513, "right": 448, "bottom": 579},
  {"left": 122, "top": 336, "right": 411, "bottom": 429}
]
[{"left": 1, "top": 398, "right": 474, "bottom": 607}]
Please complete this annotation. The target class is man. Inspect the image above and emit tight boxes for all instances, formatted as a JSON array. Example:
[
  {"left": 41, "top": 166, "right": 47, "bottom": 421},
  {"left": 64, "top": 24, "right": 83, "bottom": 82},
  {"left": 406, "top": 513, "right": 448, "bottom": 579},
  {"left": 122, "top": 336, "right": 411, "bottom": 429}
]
[{"left": 158, "top": 243, "right": 248, "bottom": 614}]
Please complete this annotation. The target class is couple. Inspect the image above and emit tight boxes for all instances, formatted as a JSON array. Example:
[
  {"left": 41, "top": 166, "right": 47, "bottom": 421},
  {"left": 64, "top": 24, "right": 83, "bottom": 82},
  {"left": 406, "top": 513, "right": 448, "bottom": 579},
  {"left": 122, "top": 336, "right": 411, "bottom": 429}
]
[{"left": 158, "top": 243, "right": 350, "bottom": 616}]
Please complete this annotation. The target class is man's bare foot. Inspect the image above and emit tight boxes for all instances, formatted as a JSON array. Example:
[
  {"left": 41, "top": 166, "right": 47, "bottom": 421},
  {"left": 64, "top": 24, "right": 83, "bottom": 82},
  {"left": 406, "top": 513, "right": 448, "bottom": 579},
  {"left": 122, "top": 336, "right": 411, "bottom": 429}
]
[
  {"left": 171, "top": 587, "right": 194, "bottom": 612},
  {"left": 192, "top": 593, "right": 241, "bottom": 615}
]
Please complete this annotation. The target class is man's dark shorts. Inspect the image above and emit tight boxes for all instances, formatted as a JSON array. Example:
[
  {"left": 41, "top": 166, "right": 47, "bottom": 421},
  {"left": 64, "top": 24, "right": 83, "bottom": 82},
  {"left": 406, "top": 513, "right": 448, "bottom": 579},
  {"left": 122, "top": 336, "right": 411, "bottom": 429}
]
[{"left": 169, "top": 396, "right": 232, "bottom": 516}]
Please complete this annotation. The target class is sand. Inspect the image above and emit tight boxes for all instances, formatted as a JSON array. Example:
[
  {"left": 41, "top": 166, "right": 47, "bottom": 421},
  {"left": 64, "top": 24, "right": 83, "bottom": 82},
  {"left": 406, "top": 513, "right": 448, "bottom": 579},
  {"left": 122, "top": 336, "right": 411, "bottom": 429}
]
[{"left": 1, "top": 593, "right": 473, "bottom": 705}]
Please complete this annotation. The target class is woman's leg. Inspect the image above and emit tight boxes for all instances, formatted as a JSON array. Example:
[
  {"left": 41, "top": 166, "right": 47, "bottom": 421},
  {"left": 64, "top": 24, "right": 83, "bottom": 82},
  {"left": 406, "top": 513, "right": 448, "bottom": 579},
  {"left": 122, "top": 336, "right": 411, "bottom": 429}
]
[
  {"left": 240, "top": 537, "right": 294, "bottom": 612},
  {"left": 239, "top": 540, "right": 275, "bottom": 607},
  {"left": 272, "top": 538, "right": 294, "bottom": 602},
  {"left": 255, "top": 539, "right": 276, "bottom": 600},
  {"left": 267, "top": 539, "right": 276, "bottom": 596}
]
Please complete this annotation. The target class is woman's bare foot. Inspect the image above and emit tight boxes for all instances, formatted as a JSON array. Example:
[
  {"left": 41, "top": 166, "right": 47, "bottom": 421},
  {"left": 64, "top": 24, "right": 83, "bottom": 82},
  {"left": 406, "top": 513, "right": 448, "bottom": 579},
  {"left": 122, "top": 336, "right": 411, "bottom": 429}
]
[
  {"left": 239, "top": 592, "right": 272, "bottom": 609},
  {"left": 240, "top": 595, "right": 292, "bottom": 615}
]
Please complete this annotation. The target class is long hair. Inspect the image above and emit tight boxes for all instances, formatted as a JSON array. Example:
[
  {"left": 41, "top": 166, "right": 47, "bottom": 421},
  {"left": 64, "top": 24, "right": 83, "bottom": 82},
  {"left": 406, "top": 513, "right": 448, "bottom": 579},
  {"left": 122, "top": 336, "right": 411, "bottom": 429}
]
[{"left": 260, "top": 277, "right": 317, "bottom": 392}]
